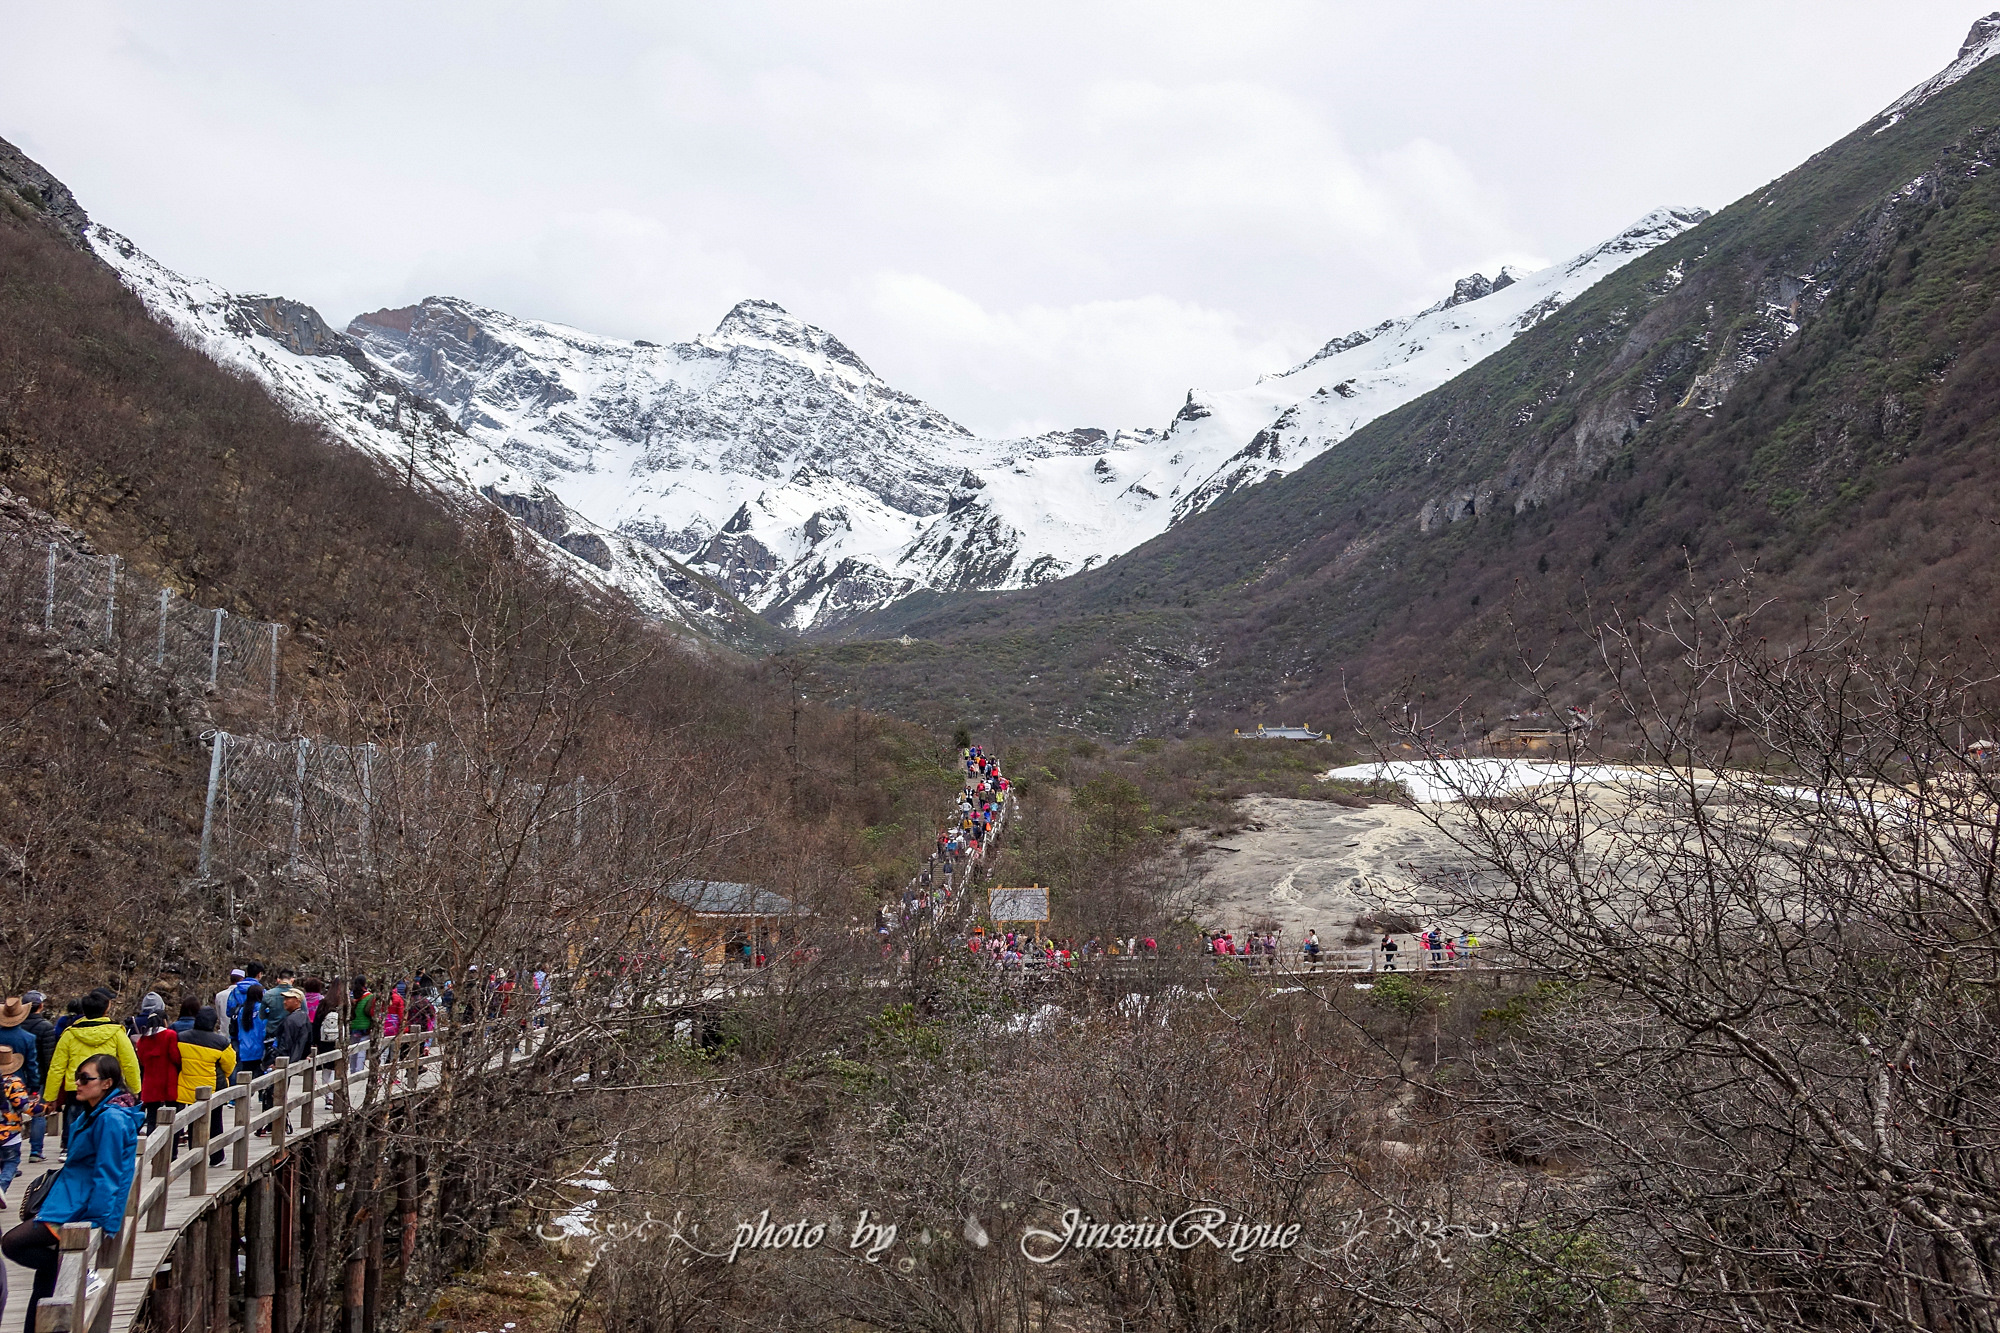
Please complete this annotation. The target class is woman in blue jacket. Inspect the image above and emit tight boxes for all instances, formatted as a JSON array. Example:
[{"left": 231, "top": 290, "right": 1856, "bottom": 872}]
[
  {"left": 0, "top": 1052, "right": 143, "bottom": 1324},
  {"left": 233, "top": 984, "right": 268, "bottom": 1077}
]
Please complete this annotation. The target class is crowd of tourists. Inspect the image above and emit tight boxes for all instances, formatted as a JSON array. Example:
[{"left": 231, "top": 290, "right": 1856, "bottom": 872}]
[
  {"left": 1187, "top": 924, "right": 1484, "bottom": 971},
  {"left": 965, "top": 930, "right": 1157, "bottom": 970},
  {"left": 1374, "top": 926, "right": 1480, "bottom": 971},
  {"left": 881, "top": 744, "right": 1014, "bottom": 938},
  {"left": 0, "top": 963, "right": 541, "bottom": 1322},
  {"left": 939, "top": 744, "right": 1009, "bottom": 865}
]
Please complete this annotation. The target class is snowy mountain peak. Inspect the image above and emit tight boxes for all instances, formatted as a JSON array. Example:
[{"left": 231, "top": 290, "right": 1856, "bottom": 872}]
[
  {"left": 1874, "top": 14, "right": 2000, "bottom": 132},
  {"left": 1565, "top": 207, "right": 1712, "bottom": 273},
  {"left": 1146, "top": 205, "right": 1708, "bottom": 527},
  {"left": 84, "top": 230, "right": 762, "bottom": 643},
  {"left": 707, "top": 298, "right": 875, "bottom": 377}
]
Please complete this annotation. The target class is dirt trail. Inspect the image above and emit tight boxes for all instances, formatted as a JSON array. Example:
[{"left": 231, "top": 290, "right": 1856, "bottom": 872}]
[{"left": 1188, "top": 795, "right": 1472, "bottom": 940}]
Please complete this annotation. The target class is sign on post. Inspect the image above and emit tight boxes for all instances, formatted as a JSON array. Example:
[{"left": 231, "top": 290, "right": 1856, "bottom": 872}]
[{"left": 988, "top": 885, "right": 1049, "bottom": 923}]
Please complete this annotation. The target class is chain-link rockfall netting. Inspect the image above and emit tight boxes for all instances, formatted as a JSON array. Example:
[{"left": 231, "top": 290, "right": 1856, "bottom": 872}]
[
  {"left": 0, "top": 535, "right": 282, "bottom": 702},
  {"left": 195, "top": 728, "right": 734, "bottom": 961},
  {"left": 197, "top": 731, "right": 699, "bottom": 899}
]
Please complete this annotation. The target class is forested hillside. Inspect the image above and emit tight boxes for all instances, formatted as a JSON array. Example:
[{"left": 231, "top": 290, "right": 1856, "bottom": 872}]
[{"left": 817, "top": 39, "right": 2000, "bottom": 739}]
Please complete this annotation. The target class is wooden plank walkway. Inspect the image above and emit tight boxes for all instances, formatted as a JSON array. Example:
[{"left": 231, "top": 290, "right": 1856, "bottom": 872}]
[{"left": 0, "top": 1031, "right": 483, "bottom": 1333}]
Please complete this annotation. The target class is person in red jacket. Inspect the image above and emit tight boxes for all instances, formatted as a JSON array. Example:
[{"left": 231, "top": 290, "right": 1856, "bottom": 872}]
[{"left": 133, "top": 1009, "right": 182, "bottom": 1131}]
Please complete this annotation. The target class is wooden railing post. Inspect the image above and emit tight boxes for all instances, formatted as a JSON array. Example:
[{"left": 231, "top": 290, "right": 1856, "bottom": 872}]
[
  {"left": 44, "top": 1221, "right": 94, "bottom": 1332},
  {"left": 145, "top": 1126, "right": 172, "bottom": 1231},
  {"left": 299, "top": 1055, "right": 317, "bottom": 1131},
  {"left": 272, "top": 1056, "right": 291, "bottom": 1150},
  {"left": 152, "top": 1250, "right": 181, "bottom": 1333},
  {"left": 232, "top": 1071, "right": 252, "bottom": 1171},
  {"left": 116, "top": 1138, "right": 141, "bottom": 1281},
  {"left": 190, "top": 1086, "right": 213, "bottom": 1196},
  {"left": 182, "top": 1216, "right": 206, "bottom": 1333},
  {"left": 275, "top": 1152, "right": 300, "bottom": 1333}
]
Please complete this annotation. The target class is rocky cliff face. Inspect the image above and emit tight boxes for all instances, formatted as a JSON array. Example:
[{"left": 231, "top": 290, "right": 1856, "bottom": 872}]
[{"left": 0, "top": 133, "right": 91, "bottom": 249}]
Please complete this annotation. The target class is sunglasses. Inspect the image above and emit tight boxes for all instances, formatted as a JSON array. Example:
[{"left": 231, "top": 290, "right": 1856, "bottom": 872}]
[{"left": 75, "top": 1074, "right": 108, "bottom": 1085}]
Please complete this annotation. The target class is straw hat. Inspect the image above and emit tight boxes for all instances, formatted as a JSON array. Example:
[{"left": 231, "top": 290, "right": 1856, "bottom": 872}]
[
  {"left": 0, "top": 998, "right": 29, "bottom": 1028},
  {"left": 0, "top": 1049, "right": 22, "bottom": 1076}
]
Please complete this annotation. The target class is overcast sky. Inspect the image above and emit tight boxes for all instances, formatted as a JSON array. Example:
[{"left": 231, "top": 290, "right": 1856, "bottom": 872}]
[{"left": 1, "top": 3, "right": 1985, "bottom": 435}]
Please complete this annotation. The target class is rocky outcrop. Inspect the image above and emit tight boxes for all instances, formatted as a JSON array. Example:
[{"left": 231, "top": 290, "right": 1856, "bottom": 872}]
[{"left": 0, "top": 134, "right": 91, "bottom": 249}]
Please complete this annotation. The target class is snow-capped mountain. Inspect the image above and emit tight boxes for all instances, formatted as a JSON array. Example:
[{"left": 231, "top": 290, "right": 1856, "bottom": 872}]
[
  {"left": 340, "top": 207, "right": 1702, "bottom": 633},
  {"left": 347, "top": 295, "right": 1001, "bottom": 630},
  {"left": 918, "top": 206, "right": 1710, "bottom": 568},
  {"left": 85, "top": 227, "right": 766, "bottom": 646}
]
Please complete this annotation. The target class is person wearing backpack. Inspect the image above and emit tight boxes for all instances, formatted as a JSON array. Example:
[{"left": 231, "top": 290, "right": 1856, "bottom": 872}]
[
  {"left": 3, "top": 1053, "right": 143, "bottom": 1326},
  {"left": 224, "top": 965, "right": 261, "bottom": 1027},
  {"left": 232, "top": 985, "right": 268, "bottom": 1082}
]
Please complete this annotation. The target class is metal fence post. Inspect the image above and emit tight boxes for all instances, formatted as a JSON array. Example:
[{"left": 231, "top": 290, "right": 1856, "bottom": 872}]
[
  {"left": 104, "top": 553, "right": 118, "bottom": 641},
  {"left": 43, "top": 541, "right": 55, "bottom": 631},
  {"left": 157, "top": 588, "right": 170, "bottom": 665},
  {"left": 198, "top": 732, "right": 227, "bottom": 881},
  {"left": 290, "top": 738, "right": 309, "bottom": 874},
  {"left": 359, "top": 743, "right": 377, "bottom": 874},
  {"left": 209, "top": 607, "right": 225, "bottom": 685},
  {"left": 269, "top": 622, "right": 280, "bottom": 704}
]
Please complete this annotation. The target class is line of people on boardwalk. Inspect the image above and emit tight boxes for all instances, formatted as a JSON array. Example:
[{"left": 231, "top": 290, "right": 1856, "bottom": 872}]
[
  {"left": 934, "top": 745, "right": 1009, "bottom": 867},
  {"left": 1195, "top": 926, "right": 1481, "bottom": 970},
  {"left": 0, "top": 966, "right": 460, "bottom": 1323},
  {"left": 967, "top": 930, "right": 1157, "bottom": 971},
  {"left": 1377, "top": 927, "right": 1480, "bottom": 971},
  {"left": 884, "top": 744, "right": 1014, "bottom": 942},
  {"left": 1203, "top": 929, "right": 1295, "bottom": 966}
]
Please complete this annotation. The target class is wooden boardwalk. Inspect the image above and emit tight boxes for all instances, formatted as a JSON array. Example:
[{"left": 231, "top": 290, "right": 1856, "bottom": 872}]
[{"left": 0, "top": 1031, "right": 472, "bottom": 1333}]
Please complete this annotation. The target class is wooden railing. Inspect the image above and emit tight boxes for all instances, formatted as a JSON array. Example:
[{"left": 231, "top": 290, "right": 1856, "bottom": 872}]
[{"left": 29, "top": 1024, "right": 507, "bottom": 1333}]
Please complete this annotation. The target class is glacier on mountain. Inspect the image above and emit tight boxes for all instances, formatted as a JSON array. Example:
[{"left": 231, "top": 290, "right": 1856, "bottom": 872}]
[{"left": 338, "top": 208, "right": 1703, "bottom": 633}]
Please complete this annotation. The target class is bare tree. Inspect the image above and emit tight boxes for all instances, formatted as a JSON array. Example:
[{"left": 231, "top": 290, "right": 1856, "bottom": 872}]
[{"left": 1393, "top": 593, "right": 2000, "bottom": 1331}]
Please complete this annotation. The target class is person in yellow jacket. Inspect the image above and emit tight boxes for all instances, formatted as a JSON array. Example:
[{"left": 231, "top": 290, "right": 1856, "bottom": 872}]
[
  {"left": 175, "top": 1007, "right": 237, "bottom": 1105},
  {"left": 42, "top": 992, "right": 141, "bottom": 1105},
  {"left": 43, "top": 992, "right": 142, "bottom": 1149}
]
